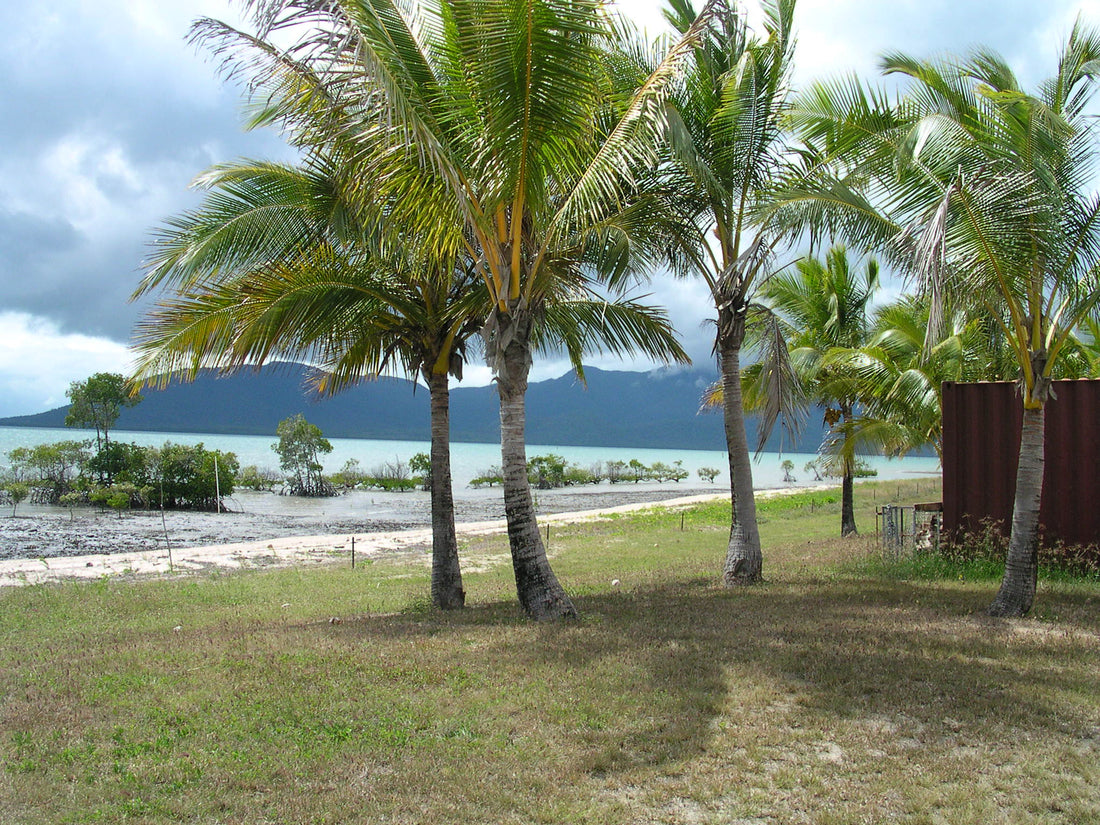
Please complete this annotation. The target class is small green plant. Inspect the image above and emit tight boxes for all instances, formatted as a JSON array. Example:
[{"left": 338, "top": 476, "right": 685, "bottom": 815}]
[
  {"left": 147, "top": 443, "right": 238, "bottom": 509},
  {"left": 107, "top": 490, "right": 131, "bottom": 520},
  {"left": 89, "top": 484, "right": 140, "bottom": 515},
  {"left": 59, "top": 491, "right": 84, "bottom": 520},
  {"left": 852, "top": 459, "right": 879, "bottom": 479},
  {"left": 5, "top": 482, "right": 30, "bottom": 516},
  {"left": 804, "top": 455, "right": 878, "bottom": 481},
  {"left": 605, "top": 460, "right": 627, "bottom": 483},
  {"left": 7, "top": 440, "right": 90, "bottom": 503},
  {"left": 528, "top": 454, "right": 567, "bottom": 488},
  {"left": 409, "top": 452, "right": 432, "bottom": 491},
  {"left": 563, "top": 464, "right": 601, "bottom": 486},
  {"left": 697, "top": 466, "right": 720, "bottom": 483}
]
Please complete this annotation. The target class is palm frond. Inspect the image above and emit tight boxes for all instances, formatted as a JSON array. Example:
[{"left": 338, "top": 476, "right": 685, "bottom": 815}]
[
  {"left": 536, "top": 294, "right": 691, "bottom": 374},
  {"left": 743, "top": 306, "right": 806, "bottom": 455}
]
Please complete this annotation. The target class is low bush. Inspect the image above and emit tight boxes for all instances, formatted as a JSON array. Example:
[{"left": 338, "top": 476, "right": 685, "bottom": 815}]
[
  {"left": 236, "top": 465, "right": 283, "bottom": 492},
  {"left": 147, "top": 443, "right": 239, "bottom": 510},
  {"left": 470, "top": 467, "right": 504, "bottom": 488}
]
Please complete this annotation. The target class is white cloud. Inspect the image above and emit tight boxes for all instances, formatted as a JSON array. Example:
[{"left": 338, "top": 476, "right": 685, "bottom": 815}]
[{"left": 0, "top": 313, "right": 133, "bottom": 417}]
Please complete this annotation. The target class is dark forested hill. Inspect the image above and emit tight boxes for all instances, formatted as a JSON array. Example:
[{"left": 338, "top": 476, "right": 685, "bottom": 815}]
[{"left": 0, "top": 362, "right": 826, "bottom": 452}]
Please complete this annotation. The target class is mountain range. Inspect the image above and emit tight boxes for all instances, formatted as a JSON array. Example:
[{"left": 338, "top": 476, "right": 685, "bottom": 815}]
[{"left": 0, "top": 362, "right": 827, "bottom": 453}]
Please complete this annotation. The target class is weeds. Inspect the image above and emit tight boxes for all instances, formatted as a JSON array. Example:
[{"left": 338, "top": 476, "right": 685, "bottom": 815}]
[{"left": 860, "top": 517, "right": 1100, "bottom": 583}]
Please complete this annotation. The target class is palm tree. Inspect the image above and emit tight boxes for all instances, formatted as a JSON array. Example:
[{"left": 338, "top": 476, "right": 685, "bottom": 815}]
[
  {"left": 749, "top": 245, "right": 878, "bottom": 535},
  {"left": 183, "top": 0, "right": 695, "bottom": 619},
  {"left": 659, "top": 0, "right": 798, "bottom": 584},
  {"left": 779, "top": 25, "right": 1100, "bottom": 615},
  {"left": 133, "top": 156, "right": 483, "bottom": 610},
  {"left": 824, "top": 296, "right": 1013, "bottom": 462}
]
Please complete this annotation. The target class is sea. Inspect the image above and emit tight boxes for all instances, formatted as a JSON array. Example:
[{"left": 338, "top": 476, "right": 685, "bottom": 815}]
[{"left": 0, "top": 425, "right": 940, "bottom": 493}]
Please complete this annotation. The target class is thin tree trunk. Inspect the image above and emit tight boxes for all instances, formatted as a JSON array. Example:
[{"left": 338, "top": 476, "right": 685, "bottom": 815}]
[
  {"left": 841, "top": 471, "right": 857, "bottom": 536},
  {"left": 841, "top": 403, "right": 858, "bottom": 537},
  {"left": 988, "top": 403, "right": 1045, "bottom": 617},
  {"left": 495, "top": 324, "right": 577, "bottom": 620},
  {"left": 426, "top": 370, "right": 464, "bottom": 610},
  {"left": 720, "top": 337, "right": 763, "bottom": 585}
]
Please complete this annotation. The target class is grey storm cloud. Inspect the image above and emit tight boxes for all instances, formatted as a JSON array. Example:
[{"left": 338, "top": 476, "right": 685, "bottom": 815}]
[{"left": 0, "top": 0, "right": 290, "bottom": 343}]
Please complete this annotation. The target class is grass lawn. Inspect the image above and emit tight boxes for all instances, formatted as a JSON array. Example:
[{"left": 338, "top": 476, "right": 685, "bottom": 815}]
[{"left": 2, "top": 478, "right": 1098, "bottom": 824}]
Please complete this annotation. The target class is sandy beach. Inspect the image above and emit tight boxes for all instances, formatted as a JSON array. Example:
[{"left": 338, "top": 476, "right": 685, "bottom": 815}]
[{"left": 0, "top": 484, "right": 749, "bottom": 587}]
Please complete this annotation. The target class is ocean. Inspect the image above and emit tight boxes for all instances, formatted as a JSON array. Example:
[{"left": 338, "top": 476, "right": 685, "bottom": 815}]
[{"left": 0, "top": 425, "right": 940, "bottom": 492}]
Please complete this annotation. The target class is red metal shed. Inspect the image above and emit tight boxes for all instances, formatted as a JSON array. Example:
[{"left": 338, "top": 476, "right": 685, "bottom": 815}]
[{"left": 941, "top": 379, "right": 1100, "bottom": 547}]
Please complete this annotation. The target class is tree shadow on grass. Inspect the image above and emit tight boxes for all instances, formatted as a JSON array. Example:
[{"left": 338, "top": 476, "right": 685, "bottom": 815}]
[{"left": 317, "top": 575, "right": 1100, "bottom": 780}]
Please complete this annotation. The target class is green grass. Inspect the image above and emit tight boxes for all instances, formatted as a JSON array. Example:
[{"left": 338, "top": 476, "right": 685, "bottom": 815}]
[{"left": 2, "top": 478, "right": 1099, "bottom": 824}]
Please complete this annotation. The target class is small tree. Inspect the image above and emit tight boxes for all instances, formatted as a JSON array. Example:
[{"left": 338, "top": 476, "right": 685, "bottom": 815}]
[
  {"left": 274, "top": 414, "right": 335, "bottom": 497},
  {"left": 408, "top": 452, "right": 432, "bottom": 491},
  {"left": 6, "top": 483, "right": 29, "bottom": 516},
  {"left": 59, "top": 491, "right": 83, "bottom": 520},
  {"left": 366, "top": 459, "right": 416, "bottom": 492},
  {"left": 528, "top": 454, "right": 567, "bottom": 490},
  {"left": 605, "top": 460, "right": 627, "bottom": 484},
  {"left": 65, "top": 373, "right": 142, "bottom": 452},
  {"left": 90, "top": 485, "right": 137, "bottom": 519},
  {"left": 650, "top": 460, "right": 689, "bottom": 483},
  {"left": 781, "top": 459, "right": 796, "bottom": 484},
  {"left": 469, "top": 467, "right": 503, "bottom": 488},
  {"left": 698, "top": 467, "right": 721, "bottom": 483}
]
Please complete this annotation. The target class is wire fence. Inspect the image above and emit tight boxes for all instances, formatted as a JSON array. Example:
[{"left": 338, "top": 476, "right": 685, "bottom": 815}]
[{"left": 877, "top": 502, "right": 943, "bottom": 559}]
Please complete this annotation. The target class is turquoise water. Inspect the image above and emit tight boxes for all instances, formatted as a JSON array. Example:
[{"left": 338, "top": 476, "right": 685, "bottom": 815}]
[{"left": 0, "top": 425, "right": 940, "bottom": 492}]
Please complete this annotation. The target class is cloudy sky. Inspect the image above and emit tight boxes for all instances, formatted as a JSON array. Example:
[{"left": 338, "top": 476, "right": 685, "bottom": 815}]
[{"left": 0, "top": 0, "right": 1095, "bottom": 416}]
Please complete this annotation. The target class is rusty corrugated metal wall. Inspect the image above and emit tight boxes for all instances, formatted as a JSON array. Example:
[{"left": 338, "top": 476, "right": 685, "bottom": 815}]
[{"left": 942, "top": 379, "right": 1100, "bottom": 546}]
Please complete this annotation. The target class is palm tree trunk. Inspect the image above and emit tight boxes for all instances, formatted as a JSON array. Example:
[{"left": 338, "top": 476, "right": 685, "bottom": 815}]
[
  {"left": 841, "top": 403, "right": 858, "bottom": 537},
  {"left": 496, "top": 326, "right": 577, "bottom": 620},
  {"left": 720, "top": 337, "right": 763, "bottom": 584},
  {"left": 426, "top": 370, "right": 465, "bottom": 610},
  {"left": 988, "top": 403, "right": 1045, "bottom": 617}
]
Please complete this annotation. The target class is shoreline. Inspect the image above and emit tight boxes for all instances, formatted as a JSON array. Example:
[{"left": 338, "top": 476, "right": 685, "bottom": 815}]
[{"left": 0, "top": 485, "right": 837, "bottom": 588}]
